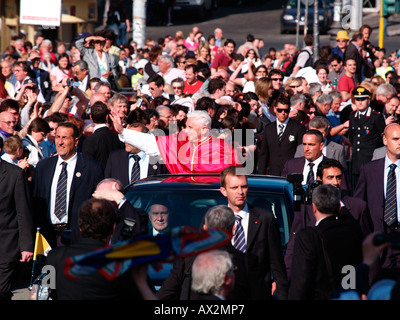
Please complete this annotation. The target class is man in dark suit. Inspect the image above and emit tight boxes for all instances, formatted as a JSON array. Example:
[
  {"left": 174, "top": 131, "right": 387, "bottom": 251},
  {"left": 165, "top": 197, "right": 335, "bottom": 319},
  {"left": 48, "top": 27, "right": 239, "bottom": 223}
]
[
  {"left": 33, "top": 122, "right": 104, "bottom": 248},
  {"left": 348, "top": 86, "right": 386, "bottom": 189},
  {"left": 219, "top": 166, "right": 288, "bottom": 300},
  {"left": 82, "top": 102, "right": 124, "bottom": 170},
  {"left": 282, "top": 129, "right": 351, "bottom": 191},
  {"left": 288, "top": 184, "right": 363, "bottom": 299},
  {"left": 157, "top": 205, "right": 268, "bottom": 300},
  {"left": 258, "top": 96, "right": 306, "bottom": 176},
  {"left": 283, "top": 159, "right": 358, "bottom": 277},
  {"left": 45, "top": 198, "right": 146, "bottom": 300},
  {"left": 295, "top": 116, "right": 346, "bottom": 168},
  {"left": 92, "top": 178, "right": 148, "bottom": 243},
  {"left": 0, "top": 141, "right": 34, "bottom": 300},
  {"left": 354, "top": 123, "right": 400, "bottom": 270},
  {"left": 29, "top": 50, "right": 52, "bottom": 102},
  {"left": 105, "top": 122, "right": 168, "bottom": 187},
  {"left": 343, "top": 32, "right": 374, "bottom": 84}
]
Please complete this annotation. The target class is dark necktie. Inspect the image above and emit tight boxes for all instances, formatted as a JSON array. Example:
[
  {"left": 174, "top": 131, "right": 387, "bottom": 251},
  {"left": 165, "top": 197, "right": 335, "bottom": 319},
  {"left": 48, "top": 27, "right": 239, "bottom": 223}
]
[
  {"left": 54, "top": 162, "right": 68, "bottom": 220},
  {"left": 278, "top": 124, "right": 284, "bottom": 141},
  {"left": 385, "top": 163, "right": 398, "bottom": 227},
  {"left": 307, "top": 162, "right": 315, "bottom": 185},
  {"left": 130, "top": 154, "right": 141, "bottom": 184},
  {"left": 233, "top": 215, "right": 246, "bottom": 252}
]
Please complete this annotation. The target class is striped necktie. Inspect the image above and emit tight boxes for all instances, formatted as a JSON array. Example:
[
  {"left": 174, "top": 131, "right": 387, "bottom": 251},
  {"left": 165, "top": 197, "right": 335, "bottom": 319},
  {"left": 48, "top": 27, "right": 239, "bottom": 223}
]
[
  {"left": 385, "top": 163, "right": 398, "bottom": 227},
  {"left": 278, "top": 124, "right": 284, "bottom": 141},
  {"left": 130, "top": 154, "right": 141, "bottom": 184},
  {"left": 54, "top": 162, "right": 68, "bottom": 220},
  {"left": 307, "top": 162, "right": 315, "bottom": 185},
  {"left": 233, "top": 215, "right": 246, "bottom": 252}
]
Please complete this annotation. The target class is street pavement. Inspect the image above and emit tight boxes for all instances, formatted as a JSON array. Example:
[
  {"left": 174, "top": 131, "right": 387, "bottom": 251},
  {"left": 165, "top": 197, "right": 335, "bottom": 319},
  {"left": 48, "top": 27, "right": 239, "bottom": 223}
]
[{"left": 143, "top": 0, "right": 400, "bottom": 53}]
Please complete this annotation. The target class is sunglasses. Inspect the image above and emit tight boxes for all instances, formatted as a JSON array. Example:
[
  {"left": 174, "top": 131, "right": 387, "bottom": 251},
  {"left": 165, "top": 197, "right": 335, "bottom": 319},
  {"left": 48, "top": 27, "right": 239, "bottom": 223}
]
[
  {"left": 276, "top": 108, "right": 290, "bottom": 113},
  {"left": 271, "top": 78, "right": 283, "bottom": 81},
  {"left": 173, "top": 86, "right": 182, "bottom": 90}
]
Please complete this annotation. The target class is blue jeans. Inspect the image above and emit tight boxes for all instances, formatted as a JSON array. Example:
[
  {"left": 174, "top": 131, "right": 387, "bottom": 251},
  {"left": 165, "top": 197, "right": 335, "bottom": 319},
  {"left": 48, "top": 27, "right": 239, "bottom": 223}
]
[{"left": 118, "top": 23, "right": 127, "bottom": 45}]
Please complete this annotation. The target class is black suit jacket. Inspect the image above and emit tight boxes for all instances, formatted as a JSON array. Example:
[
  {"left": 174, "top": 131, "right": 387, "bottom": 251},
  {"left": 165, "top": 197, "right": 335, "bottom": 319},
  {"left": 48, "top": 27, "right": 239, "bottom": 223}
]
[
  {"left": 344, "top": 42, "right": 363, "bottom": 84},
  {"left": 156, "top": 243, "right": 269, "bottom": 300},
  {"left": 105, "top": 148, "right": 169, "bottom": 187},
  {"left": 288, "top": 215, "right": 363, "bottom": 300},
  {"left": 281, "top": 156, "right": 351, "bottom": 192},
  {"left": 111, "top": 200, "right": 149, "bottom": 244},
  {"left": 0, "top": 160, "right": 34, "bottom": 263},
  {"left": 284, "top": 194, "right": 373, "bottom": 277},
  {"left": 33, "top": 153, "right": 104, "bottom": 247},
  {"left": 354, "top": 158, "right": 400, "bottom": 270},
  {"left": 82, "top": 126, "right": 124, "bottom": 170},
  {"left": 246, "top": 204, "right": 288, "bottom": 300},
  {"left": 46, "top": 238, "right": 143, "bottom": 300},
  {"left": 38, "top": 68, "right": 52, "bottom": 102},
  {"left": 258, "top": 119, "right": 306, "bottom": 176}
]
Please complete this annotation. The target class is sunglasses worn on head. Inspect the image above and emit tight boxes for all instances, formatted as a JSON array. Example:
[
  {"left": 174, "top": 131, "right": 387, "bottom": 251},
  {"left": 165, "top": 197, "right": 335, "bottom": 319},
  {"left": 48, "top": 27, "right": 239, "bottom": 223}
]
[{"left": 276, "top": 108, "right": 290, "bottom": 113}]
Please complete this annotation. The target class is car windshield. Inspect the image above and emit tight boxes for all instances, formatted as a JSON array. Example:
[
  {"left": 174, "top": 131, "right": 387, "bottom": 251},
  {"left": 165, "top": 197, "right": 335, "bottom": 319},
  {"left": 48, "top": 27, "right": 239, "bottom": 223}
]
[{"left": 125, "top": 188, "right": 291, "bottom": 247}]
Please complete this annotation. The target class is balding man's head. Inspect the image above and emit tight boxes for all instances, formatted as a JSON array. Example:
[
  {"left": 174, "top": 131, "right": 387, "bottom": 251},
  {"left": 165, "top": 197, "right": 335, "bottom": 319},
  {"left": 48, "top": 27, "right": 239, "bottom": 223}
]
[
  {"left": 383, "top": 123, "right": 400, "bottom": 161},
  {"left": 90, "top": 92, "right": 107, "bottom": 106}
]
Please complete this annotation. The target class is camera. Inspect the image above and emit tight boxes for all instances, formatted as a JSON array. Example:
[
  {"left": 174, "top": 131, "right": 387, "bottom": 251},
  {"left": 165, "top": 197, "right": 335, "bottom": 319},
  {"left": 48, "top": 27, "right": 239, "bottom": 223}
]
[
  {"left": 136, "top": 98, "right": 143, "bottom": 108},
  {"left": 66, "top": 78, "right": 80, "bottom": 88},
  {"left": 286, "top": 173, "right": 322, "bottom": 210},
  {"left": 121, "top": 217, "right": 136, "bottom": 240},
  {"left": 373, "top": 232, "right": 400, "bottom": 249}
]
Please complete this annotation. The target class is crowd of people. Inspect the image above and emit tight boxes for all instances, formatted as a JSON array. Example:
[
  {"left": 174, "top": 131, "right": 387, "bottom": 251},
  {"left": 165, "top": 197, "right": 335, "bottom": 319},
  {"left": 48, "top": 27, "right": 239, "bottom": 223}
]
[{"left": 1, "top": 21, "right": 400, "bottom": 301}]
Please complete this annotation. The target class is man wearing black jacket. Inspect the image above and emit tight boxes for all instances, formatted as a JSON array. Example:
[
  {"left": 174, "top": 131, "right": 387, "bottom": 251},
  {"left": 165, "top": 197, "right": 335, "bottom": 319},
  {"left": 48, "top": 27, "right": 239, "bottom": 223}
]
[{"left": 156, "top": 205, "right": 269, "bottom": 300}]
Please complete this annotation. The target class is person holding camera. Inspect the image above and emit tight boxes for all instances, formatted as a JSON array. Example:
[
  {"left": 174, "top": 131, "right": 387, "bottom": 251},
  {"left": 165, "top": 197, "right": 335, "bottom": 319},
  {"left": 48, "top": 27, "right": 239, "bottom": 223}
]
[
  {"left": 92, "top": 178, "right": 148, "bottom": 243},
  {"left": 288, "top": 184, "right": 363, "bottom": 300},
  {"left": 383, "top": 95, "right": 400, "bottom": 126},
  {"left": 284, "top": 157, "right": 367, "bottom": 277},
  {"left": 46, "top": 198, "right": 148, "bottom": 300}
]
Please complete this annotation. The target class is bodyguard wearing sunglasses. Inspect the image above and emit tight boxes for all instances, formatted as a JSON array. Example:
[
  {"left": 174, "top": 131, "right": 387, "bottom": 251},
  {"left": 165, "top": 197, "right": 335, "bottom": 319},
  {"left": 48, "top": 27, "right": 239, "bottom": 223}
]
[
  {"left": 348, "top": 86, "right": 386, "bottom": 189},
  {"left": 258, "top": 96, "right": 306, "bottom": 176}
]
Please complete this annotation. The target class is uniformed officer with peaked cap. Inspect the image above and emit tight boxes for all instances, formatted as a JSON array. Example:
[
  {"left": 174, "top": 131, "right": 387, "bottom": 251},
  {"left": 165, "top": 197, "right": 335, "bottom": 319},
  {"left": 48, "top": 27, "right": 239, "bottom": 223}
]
[{"left": 348, "top": 86, "right": 386, "bottom": 190}]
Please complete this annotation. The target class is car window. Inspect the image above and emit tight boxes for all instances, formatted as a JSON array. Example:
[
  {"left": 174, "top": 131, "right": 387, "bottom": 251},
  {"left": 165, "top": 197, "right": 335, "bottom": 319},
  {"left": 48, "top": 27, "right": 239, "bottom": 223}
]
[
  {"left": 125, "top": 189, "right": 291, "bottom": 247},
  {"left": 286, "top": 0, "right": 326, "bottom": 9}
]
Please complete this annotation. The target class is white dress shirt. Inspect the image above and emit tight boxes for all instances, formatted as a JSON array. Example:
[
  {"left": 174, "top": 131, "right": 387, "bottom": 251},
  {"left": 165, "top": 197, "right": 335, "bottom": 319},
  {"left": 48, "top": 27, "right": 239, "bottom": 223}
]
[
  {"left": 384, "top": 156, "right": 400, "bottom": 221},
  {"left": 128, "top": 151, "right": 149, "bottom": 182},
  {"left": 50, "top": 154, "right": 78, "bottom": 224},
  {"left": 230, "top": 203, "right": 250, "bottom": 247},
  {"left": 302, "top": 155, "right": 323, "bottom": 185}
]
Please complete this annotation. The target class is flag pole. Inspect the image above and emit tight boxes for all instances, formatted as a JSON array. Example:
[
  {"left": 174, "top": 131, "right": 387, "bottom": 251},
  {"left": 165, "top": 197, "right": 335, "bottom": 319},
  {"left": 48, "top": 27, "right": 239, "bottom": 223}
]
[{"left": 29, "top": 227, "right": 41, "bottom": 290}]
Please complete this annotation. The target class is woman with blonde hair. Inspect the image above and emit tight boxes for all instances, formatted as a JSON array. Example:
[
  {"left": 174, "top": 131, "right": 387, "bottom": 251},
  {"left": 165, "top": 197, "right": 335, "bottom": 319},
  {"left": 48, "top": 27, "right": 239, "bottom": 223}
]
[
  {"left": 255, "top": 77, "right": 275, "bottom": 122},
  {"left": 284, "top": 77, "right": 303, "bottom": 97}
]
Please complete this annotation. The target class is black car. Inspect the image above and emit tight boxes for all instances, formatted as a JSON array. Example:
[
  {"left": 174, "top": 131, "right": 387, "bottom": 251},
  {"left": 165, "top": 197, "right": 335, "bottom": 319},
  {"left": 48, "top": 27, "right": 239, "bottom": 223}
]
[
  {"left": 280, "top": 0, "right": 333, "bottom": 34},
  {"left": 124, "top": 173, "right": 295, "bottom": 287}
]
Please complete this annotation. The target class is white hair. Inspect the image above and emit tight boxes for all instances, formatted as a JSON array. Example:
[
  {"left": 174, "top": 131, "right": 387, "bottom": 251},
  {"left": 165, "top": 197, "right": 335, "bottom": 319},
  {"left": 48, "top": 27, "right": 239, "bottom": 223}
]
[
  {"left": 187, "top": 110, "right": 212, "bottom": 129},
  {"left": 191, "top": 250, "right": 233, "bottom": 295}
]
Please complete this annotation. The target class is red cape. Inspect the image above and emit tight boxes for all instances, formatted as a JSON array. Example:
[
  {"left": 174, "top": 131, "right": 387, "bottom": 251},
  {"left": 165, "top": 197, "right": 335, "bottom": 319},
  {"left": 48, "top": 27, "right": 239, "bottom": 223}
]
[{"left": 155, "top": 132, "right": 241, "bottom": 174}]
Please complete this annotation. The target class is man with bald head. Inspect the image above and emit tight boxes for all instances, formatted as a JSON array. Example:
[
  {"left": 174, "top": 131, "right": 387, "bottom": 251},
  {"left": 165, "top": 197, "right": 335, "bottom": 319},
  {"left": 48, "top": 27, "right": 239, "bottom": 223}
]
[{"left": 355, "top": 123, "right": 400, "bottom": 270}]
